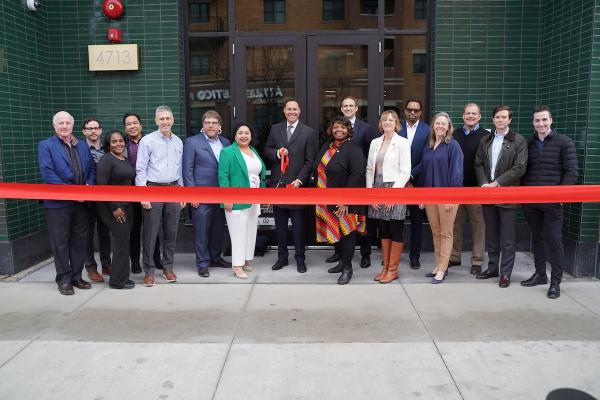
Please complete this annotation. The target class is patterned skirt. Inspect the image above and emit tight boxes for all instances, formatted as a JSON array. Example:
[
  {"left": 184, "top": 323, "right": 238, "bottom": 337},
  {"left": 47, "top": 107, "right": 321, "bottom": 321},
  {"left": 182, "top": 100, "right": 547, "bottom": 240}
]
[{"left": 368, "top": 174, "right": 407, "bottom": 221}]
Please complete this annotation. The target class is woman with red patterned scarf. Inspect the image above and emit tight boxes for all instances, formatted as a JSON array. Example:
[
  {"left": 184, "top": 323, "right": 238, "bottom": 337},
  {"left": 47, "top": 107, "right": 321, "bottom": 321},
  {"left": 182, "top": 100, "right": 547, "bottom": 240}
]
[{"left": 314, "top": 116, "right": 367, "bottom": 285}]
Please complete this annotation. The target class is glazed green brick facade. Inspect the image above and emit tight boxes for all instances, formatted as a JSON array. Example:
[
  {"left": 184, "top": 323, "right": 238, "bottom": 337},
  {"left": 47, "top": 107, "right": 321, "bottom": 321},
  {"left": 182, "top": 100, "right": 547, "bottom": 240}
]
[
  {"left": 537, "top": 0, "right": 595, "bottom": 242},
  {"left": 433, "top": 0, "right": 541, "bottom": 130},
  {"left": 0, "top": 1, "right": 184, "bottom": 273},
  {"left": 0, "top": 0, "right": 183, "bottom": 242},
  {"left": 0, "top": 2, "right": 51, "bottom": 243}
]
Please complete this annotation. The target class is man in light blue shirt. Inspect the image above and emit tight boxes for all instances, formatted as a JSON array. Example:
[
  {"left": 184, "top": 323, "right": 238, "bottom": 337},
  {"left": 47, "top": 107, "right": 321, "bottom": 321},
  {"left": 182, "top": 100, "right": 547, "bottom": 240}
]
[{"left": 136, "top": 105, "right": 185, "bottom": 287}]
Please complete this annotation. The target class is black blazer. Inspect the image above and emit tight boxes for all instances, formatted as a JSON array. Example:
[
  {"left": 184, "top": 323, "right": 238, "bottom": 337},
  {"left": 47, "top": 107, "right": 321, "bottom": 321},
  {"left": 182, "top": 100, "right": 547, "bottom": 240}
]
[
  {"left": 264, "top": 120, "right": 318, "bottom": 187},
  {"left": 314, "top": 139, "right": 366, "bottom": 215},
  {"left": 352, "top": 118, "right": 378, "bottom": 158}
]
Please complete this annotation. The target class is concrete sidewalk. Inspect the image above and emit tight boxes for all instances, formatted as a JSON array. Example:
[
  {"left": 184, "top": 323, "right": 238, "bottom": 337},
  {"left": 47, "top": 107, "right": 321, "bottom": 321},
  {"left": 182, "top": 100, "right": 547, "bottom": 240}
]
[{"left": 0, "top": 250, "right": 599, "bottom": 399}]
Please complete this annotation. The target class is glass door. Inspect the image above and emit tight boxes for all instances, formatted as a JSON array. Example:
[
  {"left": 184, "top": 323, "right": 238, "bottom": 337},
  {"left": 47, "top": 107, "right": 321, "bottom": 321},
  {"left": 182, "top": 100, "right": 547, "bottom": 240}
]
[
  {"left": 233, "top": 35, "right": 306, "bottom": 157},
  {"left": 306, "top": 35, "right": 381, "bottom": 145}
]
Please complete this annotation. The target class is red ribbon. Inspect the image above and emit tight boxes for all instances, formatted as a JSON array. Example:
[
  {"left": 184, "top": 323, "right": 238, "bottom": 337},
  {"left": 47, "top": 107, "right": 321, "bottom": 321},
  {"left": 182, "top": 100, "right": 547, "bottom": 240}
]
[{"left": 0, "top": 183, "right": 599, "bottom": 205}]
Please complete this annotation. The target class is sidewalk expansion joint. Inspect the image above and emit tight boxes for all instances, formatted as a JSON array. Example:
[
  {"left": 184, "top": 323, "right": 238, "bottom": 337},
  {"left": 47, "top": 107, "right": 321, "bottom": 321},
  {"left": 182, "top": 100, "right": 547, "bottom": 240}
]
[{"left": 400, "top": 283, "right": 466, "bottom": 400}]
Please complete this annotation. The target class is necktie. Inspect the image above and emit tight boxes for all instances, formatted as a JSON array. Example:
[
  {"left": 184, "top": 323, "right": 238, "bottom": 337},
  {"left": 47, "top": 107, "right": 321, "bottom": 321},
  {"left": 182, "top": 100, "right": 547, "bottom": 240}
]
[{"left": 287, "top": 124, "right": 293, "bottom": 141}]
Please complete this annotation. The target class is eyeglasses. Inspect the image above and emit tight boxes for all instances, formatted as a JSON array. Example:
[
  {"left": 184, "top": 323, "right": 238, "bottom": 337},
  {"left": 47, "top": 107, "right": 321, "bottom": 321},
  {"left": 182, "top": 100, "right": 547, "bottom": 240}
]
[
  {"left": 84, "top": 126, "right": 101, "bottom": 131},
  {"left": 406, "top": 108, "right": 421, "bottom": 113},
  {"left": 203, "top": 121, "right": 220, "bottom": 126}
]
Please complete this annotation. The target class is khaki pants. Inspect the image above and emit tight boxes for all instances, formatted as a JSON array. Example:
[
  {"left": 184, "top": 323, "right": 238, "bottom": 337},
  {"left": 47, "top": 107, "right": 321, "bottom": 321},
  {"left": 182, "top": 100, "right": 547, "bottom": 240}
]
[
  {"left": 425, "top": 204, "right": 459, "bottom": 271},
  {"left": 450, "top": 204, "right": 486, "bottom": 266}
]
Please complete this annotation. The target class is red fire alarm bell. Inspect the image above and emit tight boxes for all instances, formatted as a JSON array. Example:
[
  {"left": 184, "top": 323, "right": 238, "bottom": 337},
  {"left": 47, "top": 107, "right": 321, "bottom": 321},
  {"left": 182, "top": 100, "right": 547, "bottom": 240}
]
[{"left": 102, "top": 0, "right": 124, "bottom": 19}]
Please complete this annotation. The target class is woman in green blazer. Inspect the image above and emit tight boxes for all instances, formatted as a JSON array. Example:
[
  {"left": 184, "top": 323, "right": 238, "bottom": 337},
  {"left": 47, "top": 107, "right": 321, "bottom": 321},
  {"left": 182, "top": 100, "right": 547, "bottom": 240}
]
[{"left": 218, "top": 123, "right": 266, "bottom": 279}]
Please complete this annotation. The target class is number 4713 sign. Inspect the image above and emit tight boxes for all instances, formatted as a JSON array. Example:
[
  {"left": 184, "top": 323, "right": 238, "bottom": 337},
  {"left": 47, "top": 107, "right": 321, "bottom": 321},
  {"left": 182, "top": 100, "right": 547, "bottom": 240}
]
[{"left": 88, "top": 44, "right": 139, "bottom": 71}]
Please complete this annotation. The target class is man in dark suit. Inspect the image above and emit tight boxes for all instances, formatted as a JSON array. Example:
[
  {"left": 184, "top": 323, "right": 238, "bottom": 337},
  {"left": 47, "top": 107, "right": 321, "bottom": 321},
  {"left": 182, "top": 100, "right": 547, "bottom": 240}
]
[
  {"left": 38, "top": 111, "right": 96, "bottom": 295},
  {"left": 264, "top": 99, "right": 318, "bottom": 273},
  {"left": 183, "top": 110, "right": 231, "bottom": 278},
  {"left": 399, "top": 99, "right": 430, "bottom": 269},
  {"left": 326, "top": 96, "right": 378, "bottom": 268}
]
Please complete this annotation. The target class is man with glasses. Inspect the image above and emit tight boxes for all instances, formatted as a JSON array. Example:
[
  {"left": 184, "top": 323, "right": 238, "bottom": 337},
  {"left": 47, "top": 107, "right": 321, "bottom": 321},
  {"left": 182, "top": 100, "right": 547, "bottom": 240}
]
[
  {"left": 400, "top": 99, "right": 430, "bottom": 269},
  {"left": 38, "top": 111, "right": 96, "bottom": 295},
  {"left": 123, "top": 112, "right": 164, "bottom": 274},
  {"left": 182, "top": 110, "right": 231, "bottom": 278},
  {"left": 136, "top": 105, "right": 185, "bottom": 287},
  {"left": 82, "top": 117, "right": 112, "bottom": 283}
]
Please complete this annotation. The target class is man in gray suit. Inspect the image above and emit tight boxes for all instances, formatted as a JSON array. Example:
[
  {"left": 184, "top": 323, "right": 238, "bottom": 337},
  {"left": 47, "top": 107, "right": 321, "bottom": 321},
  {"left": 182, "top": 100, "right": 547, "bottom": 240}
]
[
  {"left": 183, "top": 110, "right": 231, "bottom": 278},
  {"left": 264, "top": 99, "right": 318, "bottom": 273}
]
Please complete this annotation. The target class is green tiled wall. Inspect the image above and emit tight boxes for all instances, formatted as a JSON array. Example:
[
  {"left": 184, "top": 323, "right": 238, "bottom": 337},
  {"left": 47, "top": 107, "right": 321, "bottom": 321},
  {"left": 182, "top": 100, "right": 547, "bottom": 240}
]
[
  {"left": 433, "top": 0, "right": 541, "bottom": 130},
  {"left": 0, "top": 2, "right": 51, "bottom": 242},
  {"left": 0, "top": 0, "right": 184, "bottom": 243},
  {"left": 434, "top": 0, "right": 598, "bottom": 243},
  {"left": 537, "top": 0, "right": 594, "bottom": 242},
  {"left": 581, "top": 3, "right": 600, "bottom": 242}
]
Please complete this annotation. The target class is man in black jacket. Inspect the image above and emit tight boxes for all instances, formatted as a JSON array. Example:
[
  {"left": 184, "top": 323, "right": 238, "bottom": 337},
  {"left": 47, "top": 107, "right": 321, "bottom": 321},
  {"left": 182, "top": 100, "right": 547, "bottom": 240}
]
[{"left": 520, "top": 105, "right": 578, "bottom": 299}]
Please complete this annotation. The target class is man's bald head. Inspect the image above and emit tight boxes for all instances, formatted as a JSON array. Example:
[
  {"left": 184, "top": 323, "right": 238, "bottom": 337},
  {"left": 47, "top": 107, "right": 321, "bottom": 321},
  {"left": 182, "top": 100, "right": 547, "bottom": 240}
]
[{"left": 53, "top": 111, "right": 75, "bottom": 140}]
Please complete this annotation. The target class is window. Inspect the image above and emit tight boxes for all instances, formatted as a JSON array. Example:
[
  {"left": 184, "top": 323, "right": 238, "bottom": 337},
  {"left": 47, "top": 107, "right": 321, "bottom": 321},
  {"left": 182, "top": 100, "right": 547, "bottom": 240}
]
[
  {"left": 415, "top": 0, "right": 426, "bottom": 20},
  {"left": 191, "top": 55, "right": 210, "bottom": 75},
  {"left": 323, "top": 0, "right": 344, "bottom": 21},
  {"left": 189, "top": 2, "right": 210, "bottom": 23},
  {"left": 361, "top": 0, "right": 394, "bottom": 15},
  {"left": 384, "top": 38, "right": 394, "bottom": 68},
  {"left": 412, "top": 51, "right": 426, "bottom": 74},
  {"left": 264, "top": 0, "right": 286, "bottom": 23}
]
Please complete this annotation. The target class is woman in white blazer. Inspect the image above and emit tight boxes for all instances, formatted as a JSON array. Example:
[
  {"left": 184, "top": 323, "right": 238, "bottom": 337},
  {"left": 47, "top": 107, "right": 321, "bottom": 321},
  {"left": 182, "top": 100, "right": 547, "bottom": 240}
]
[{"left": 366, "top": 110, "right": 411, "bottom": 283}]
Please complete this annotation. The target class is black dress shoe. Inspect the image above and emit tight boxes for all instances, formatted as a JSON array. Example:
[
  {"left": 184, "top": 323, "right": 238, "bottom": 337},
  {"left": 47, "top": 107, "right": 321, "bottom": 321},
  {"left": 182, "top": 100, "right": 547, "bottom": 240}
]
[
  {"left": 338, "top": 266, "right": 353, "bottom": 285},
  {"left": 198, "top": 268, "right": 210, "bottom": 278},
  {"left": 410, "top": 257, "right": 421, "bottom": 270},
  {"left": 58, "top": 282, "right": 74, "bottom": 295},
  {"left": 209, "top": 259, "right": 232, "bottom": 268},
  {"left": 154, "top": 259, "right": 164, "bottom": 270},
  {"left": 499, "top": 276, "right": 510, "bottom": 288},
  {"left": 109, "top": 280, "right": 135, "bottom": 289},
  {"left": 448, "top": 260, "right": 461, "bottom": 268},
  {"left": 72, "top": 279, "right": 92, "bottom": 289},
  {"left": 297, "top": 261, "right": 307, "bottom": 273},
  {"left": 476, "top": 270, "right": 499, "bottom": 280},
  {"left": 131, "top": 262, "right": 142, "bottom": 274},
  {"left": 521, "top": 273, "right": 548, "bottom": 287},
  {"left": 547, "top": 283, "right": 560, "bottom": 299},
  {"left": 360, "top": 255, "right": 371, "bottom": 268},
  {"left": 470, "top": 265, "right": 482, "bottom": 275},
  {"left": 328, "top": 262, "right": 343, "bottom": 273},
  {"left": 325, "top": 253, "right": 341, "bottom": 263},
  {"left": 271, "top": 259, "right": 289, "bottom": 270}
]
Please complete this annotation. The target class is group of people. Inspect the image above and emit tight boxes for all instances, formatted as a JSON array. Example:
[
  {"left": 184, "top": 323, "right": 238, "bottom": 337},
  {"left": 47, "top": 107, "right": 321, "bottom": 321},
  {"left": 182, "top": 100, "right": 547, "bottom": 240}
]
[{"left": 38, "top": 97, "right": 578, "bottom": 299}]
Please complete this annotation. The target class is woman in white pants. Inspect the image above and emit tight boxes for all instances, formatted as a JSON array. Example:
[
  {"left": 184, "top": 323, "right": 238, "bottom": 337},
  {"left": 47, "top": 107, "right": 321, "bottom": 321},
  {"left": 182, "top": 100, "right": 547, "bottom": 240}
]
[{"left": 218, "top": 123, "right": 266, "bottom": 279}]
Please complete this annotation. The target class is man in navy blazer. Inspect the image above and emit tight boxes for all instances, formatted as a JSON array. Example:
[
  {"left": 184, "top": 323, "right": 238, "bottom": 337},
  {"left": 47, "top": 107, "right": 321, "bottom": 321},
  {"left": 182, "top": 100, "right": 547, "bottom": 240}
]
[
  {"left": 182, "top": 110, "right": 231, "bottom": 278},
  {"left": 399, "top": 99, "right": 430, "bottom": 269},
  {"left": 325, "top": 96, "right": 378, "bottom": 268},
  {"left": 38, "top": 111, "right": 96, "bottom": 295}
]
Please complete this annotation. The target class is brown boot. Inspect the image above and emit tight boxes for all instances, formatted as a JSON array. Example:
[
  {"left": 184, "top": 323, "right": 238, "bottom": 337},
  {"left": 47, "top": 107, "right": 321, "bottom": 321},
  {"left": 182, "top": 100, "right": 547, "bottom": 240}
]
[
  {"left": 374, "top": 239, "right": 391, "bottom": 281},
  {"left": 380, "top": 241, "right": 403, "bottom": 284},
  {"left": 87, "top": 269, "right": 104, "bottom": 283}
]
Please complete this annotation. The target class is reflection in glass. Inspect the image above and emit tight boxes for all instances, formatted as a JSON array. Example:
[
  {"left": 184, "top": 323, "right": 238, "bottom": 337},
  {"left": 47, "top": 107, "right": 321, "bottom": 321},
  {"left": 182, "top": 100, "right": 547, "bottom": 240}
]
[
  {"left": 189, "top": 38, "right": 230, "bottom": 135},
  {"left": 188, "top": 0, "right": 228, "bottom": 32},
  {"left": 318, "top": 45, "right": 369, "bottom": 145},
  {"left": 246, "top": 46, "right": 295, "bottom": 157},
  {"left": 383, "top": 35, "right": 427, "bottom": 120},
  {"left": 236, "top": 0, "right": 378, "bottom": 31}
]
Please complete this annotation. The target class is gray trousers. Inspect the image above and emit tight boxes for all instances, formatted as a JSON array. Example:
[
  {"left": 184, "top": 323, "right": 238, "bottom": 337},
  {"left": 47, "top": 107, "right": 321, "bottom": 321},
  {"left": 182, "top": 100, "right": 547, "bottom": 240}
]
[
  {"left": 142, "top": 202, "right": 181, "bottom": 274},
  {"left": 482, "top": 205, "right": 517, "bottom": 277}
]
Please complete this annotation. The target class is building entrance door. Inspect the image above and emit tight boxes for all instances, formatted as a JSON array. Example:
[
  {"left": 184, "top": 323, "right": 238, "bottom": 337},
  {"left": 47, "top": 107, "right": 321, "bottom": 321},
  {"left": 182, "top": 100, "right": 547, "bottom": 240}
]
[{"left": 233, "top": 34, "right": 381, "bottom": 245}]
